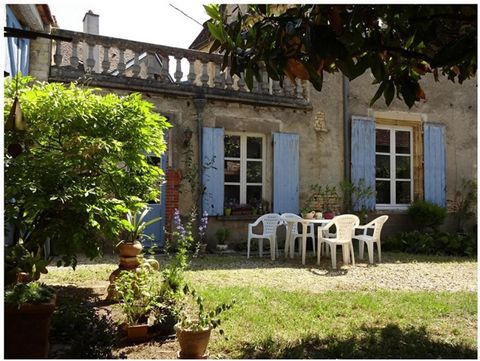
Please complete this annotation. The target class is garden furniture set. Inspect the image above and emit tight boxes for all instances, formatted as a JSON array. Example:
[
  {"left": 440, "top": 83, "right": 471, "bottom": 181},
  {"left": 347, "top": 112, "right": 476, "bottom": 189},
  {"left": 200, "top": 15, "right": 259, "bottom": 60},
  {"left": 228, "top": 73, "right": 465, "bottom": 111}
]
[{"left": 247, "top": 213, "right": 389, "bottom": 269}]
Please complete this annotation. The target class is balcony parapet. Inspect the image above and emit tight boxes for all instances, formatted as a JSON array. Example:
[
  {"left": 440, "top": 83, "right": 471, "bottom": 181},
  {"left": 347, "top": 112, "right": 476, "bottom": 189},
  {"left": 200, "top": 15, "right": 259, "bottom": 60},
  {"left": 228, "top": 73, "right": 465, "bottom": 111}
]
[{"left": 49, "top": 28, "right": 311, "bottom": 109}]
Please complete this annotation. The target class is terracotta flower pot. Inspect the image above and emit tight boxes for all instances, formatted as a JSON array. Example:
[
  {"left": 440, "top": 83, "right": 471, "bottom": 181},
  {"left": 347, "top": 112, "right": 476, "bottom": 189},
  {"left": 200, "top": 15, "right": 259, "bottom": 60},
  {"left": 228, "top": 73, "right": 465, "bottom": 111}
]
[
  {"left": 5, "top": 295, "right": 56, "bottom": 358},
  {"left": 116, "top": 240, "right": 143, "bottom": 257},
  {"left": 175, "top": 325, "right": 212, "bottom": 359},
  {"left": 126, "top": 323, "right": 149, "bottom": 341}
]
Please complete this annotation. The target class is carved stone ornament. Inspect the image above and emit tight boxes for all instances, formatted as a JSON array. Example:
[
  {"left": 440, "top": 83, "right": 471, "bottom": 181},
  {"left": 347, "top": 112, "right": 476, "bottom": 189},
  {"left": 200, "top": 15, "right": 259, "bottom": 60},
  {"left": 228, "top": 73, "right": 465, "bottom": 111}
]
[{"left": 313, "top": 111, "right": 328, "bottom": 132}]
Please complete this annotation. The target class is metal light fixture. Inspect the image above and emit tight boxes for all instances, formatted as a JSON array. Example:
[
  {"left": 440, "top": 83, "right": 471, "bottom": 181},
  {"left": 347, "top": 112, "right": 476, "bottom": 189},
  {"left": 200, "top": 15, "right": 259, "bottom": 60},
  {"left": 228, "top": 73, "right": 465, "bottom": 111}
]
[{"left": 183, "top": 127, "right": 193, "bottom": 147}]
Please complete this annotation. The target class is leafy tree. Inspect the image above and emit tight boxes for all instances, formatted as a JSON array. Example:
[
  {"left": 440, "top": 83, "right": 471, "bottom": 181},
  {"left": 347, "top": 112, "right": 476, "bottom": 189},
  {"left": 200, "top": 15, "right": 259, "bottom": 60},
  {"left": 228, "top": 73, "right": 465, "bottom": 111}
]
[
  {"left": 205, "top": 4, "right": 476, "bottom": 108},
  {"left": 4, "top": 76, "right": 170, "bottom": 280}
]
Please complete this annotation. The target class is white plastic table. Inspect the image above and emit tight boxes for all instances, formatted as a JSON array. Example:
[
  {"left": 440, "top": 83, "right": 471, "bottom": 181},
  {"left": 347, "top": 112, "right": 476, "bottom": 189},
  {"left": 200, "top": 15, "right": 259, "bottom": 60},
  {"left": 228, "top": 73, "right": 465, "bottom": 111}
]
[{"left": 282, "top": 216, "right": 330, "bottom": 265}]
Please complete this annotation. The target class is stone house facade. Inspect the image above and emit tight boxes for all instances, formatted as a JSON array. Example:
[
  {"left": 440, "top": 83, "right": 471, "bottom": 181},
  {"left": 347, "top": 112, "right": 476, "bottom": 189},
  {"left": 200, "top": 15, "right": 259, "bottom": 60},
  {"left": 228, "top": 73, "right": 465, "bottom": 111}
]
[{"left": 10, "top": 9, "right": 477, "bottom": 249}]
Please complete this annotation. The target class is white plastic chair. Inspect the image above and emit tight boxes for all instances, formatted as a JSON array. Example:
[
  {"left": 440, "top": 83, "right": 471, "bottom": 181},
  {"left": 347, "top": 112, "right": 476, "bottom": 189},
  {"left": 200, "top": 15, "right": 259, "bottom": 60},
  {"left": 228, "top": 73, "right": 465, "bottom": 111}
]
[
  {"left": 353, "top": 215, "right": 389, "bottom": 264},
  {"left": 317, "top": 214, "right": 360, "bottom": 269},
  {"left": 281, "top": 213, "right": 316, "bottom": 256},
  {"left": 247, "top": 213, "right": 282, "bottom": 260}
]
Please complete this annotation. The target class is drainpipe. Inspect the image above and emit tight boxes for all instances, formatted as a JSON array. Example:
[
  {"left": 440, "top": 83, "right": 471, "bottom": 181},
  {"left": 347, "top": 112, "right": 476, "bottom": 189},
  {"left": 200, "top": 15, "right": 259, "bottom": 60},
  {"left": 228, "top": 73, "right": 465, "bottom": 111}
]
[
  {"left": 343, "top": 75, "right": 351, "bottom": 183},
  {"left": 193, "top": 93, "right": 206, "bottom": 215}
]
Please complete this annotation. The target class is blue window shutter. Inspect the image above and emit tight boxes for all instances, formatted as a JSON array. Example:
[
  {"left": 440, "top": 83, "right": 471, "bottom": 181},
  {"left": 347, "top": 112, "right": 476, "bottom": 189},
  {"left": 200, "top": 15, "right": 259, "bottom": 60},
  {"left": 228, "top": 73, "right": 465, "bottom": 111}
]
[
  {"left": 5, "top": 6, "right": 29, "bottom": 76},
  {"left": 424, "top": 123, "right": 446, "bottom": 206},
  {"left": 273, "top": 132, "right": 299, "bottom": 214},
  {"left": 351, "top": 116, "right": 376, "bottom": 210},
  {"left": 202, "top": 127, "right": 224, "bottom": 216}
]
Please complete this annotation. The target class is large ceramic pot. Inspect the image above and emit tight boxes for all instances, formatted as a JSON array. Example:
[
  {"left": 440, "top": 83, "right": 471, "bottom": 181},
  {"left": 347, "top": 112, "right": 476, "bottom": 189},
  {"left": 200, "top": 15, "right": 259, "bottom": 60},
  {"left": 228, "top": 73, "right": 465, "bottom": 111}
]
[
  {"left": 175, "top": 324, "right": 212, "bottom": 359},
  {"left": 116, "top": 240, "right": 143, "bottom": 257},
  {"left": 5, "top": 294, "right": 56, "bottom": 358}
]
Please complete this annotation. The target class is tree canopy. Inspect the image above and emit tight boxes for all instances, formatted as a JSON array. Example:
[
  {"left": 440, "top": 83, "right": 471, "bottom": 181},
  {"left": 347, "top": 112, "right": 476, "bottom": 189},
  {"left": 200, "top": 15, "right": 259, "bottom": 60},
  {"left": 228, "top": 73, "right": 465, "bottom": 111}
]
[
  {"left": 205, "top": 4, "right": 477, "bottom": 107},
  {"left": 4, "top": 76, "right": 170, "bottom": 280}
]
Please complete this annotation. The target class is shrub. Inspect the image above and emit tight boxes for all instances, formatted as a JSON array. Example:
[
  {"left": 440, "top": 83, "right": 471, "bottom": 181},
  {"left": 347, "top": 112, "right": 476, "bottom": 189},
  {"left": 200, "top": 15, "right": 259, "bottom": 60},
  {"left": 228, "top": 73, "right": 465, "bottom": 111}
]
[
  {"left": 50, "top": 297, "right": 118, "bottom": 359},
  {"left": 4, "top": 76, "right": 170, "bottom": 280},
  {"left": 385, "top": 230, "right": 476, "bottom": 256},
  {"left": 407, "top": 200, "right": 447, "bottom": 230}
]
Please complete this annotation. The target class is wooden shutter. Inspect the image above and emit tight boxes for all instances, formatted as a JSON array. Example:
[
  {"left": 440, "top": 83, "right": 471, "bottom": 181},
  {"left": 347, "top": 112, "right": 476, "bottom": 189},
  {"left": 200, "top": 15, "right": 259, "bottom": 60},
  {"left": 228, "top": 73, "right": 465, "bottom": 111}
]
[
  {"left": 273, "top": 132, "right": 299, "bottom": 214},
  {"left": 351, "top": 116, "right": 376, "bottom": 210},
  {"left": 5, "top": 6, "right": 29, "bottom": 76},
  {"left": 202, "top": 127, "right": 224, "bottom": 216},
  {"left": 424, "top": 123, "right": 446, "bottom": 206}
]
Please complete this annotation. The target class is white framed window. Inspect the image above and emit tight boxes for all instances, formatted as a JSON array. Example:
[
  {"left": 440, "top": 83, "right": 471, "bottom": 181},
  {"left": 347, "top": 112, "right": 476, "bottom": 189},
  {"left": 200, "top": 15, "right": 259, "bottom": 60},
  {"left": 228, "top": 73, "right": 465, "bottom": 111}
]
[
  {"left": 224, "top": 132, "right": 265, "bottom": 205},
  {"left": 375, "top": 125, "right": 413, "bottom": 210}
]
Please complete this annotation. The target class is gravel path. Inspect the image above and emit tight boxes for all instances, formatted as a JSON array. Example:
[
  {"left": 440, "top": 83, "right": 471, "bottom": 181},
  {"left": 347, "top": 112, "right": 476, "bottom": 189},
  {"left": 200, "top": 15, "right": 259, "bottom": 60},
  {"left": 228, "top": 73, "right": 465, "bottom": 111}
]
[{"left": 187, "top": 253, "right": 477, "bottom": 293}]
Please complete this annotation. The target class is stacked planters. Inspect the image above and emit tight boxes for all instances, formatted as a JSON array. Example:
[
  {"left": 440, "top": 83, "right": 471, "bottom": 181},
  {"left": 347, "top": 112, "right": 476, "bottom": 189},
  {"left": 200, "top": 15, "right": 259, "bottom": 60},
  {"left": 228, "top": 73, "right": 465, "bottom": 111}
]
[{"left": 107, "top": 208, "right": 161, "bottom": 300}]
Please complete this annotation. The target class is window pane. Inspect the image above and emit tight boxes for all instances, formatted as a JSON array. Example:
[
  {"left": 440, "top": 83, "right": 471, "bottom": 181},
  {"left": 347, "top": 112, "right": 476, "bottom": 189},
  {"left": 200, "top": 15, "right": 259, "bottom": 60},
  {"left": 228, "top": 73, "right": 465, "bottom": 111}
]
[
  {"left": 376, "top": 181, "right": 390, "bottom": 204},
  {"left": 246, "top": 161, "right": 262, "bottom": 183},
  {"left": 376, "top": 129, "right": 390, "bottom": 153},
  {"left": 376, "top": 155, "right": 390, "bottom": 178},
  {"left": 247, "top": 137, "right": 262, "bottom": 159},
  {"left": 247, "top": 186, "right": 262, "bottom": 205},
  {"left": 396, "top": 156, "right": 411, "bottom": 179},
  {"left": 224, "top": 160, "right": 240, "bottom": 182},
  {"left": 395, "top": 131, "right": 410, "bottom": 154},
  {"left": 396, "top": 181, "right": 411, "bottom": 204},
  {"left": 225, "top": 185, "right": 240, "bottom": 205},
  {"left": 225, "top": 135, "right": 240, "bottom": 158}
]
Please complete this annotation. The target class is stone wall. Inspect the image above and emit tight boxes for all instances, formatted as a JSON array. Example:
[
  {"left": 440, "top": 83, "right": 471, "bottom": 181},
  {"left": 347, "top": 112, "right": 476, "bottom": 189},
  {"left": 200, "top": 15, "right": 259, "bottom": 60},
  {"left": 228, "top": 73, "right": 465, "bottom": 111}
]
[{"left": 348, "top": 72, "right": 477, "bottom": 209}]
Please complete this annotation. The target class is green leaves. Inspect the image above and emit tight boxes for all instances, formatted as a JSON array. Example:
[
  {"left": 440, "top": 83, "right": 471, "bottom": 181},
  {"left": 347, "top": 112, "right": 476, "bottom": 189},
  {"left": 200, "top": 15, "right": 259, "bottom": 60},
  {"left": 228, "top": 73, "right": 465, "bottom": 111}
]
[
  {"left": 204, "top": 4, "right": 477, "bottom": 108},
  {"left": 4, "top": 76, "right": 171, "bottom": 276}
]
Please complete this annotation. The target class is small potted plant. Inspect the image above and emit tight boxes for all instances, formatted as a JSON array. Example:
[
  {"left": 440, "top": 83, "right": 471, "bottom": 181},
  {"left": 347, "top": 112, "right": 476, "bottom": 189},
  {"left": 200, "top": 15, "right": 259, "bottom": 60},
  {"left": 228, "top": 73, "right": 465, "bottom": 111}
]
[
  {"left": 114, "top": 265, "right": 161, "bottom": 341},
  {"left": 224, "top": 200, "right": 234, "bottom": 216},
  {"left": 5, "top": 282, "right": 57, "bottom": 358},
  {"left": 215, "top": 228, "right": 230, "bottom": 251},
  {"left": 116, "top": 207, "right": 161, "bottom": 259},
  {"left": 175, "top": 286, "right": 235, "bottom": 359}
]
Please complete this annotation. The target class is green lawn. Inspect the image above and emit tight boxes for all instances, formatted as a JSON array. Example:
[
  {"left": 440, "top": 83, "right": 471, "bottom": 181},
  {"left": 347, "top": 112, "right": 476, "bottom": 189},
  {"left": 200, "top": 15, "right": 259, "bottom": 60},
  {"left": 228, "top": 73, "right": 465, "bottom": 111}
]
[
  {"left": 43, "top": 253, "right": 477, "bottom": 359},
  {"left": 201, "top": 286, "right": 476, "bottom": 358}
]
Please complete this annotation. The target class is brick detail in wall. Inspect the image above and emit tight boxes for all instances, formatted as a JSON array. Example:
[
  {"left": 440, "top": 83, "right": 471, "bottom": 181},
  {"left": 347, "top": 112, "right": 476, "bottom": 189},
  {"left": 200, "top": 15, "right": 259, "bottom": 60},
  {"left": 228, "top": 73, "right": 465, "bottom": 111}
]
[{"left": 165, "top": 168, "right": 181, "bottom": 234}]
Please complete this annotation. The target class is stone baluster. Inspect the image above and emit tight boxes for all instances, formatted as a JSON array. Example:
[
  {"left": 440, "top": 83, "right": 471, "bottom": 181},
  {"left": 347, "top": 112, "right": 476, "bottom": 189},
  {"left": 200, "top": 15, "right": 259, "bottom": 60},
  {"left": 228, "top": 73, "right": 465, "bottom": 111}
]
[
  {"left": 214, "top": 63, "right": 223, "bottom": 88},
  {"left": 295, "top": 79, "right": 304, "bottom": 99},
  {"left": 252, "top": 77, "right": 260, "bottom": 93},
  {"left": 200, "top": 61, "right": 209, "bottom": 87},
  {"left": 225, "top": 68, "right": 233, "bottom": 90},
  {"left": 101, "top": 45, "right": 110, "bottom": 74},
  {"left": 161, "top": 55, "right": 170, "bottom": 82},
  {"left": 302, "top": 80, "right": 309, "bottom": 100},
  {"left": 272, "top": 80, "right": 283, "bottom": 96},
  {"left": 85, "top": 42, "right": 95, "bottom": 71},
  {"left": 146, "top": 52, "right": 156, "bottom": 79},
  {"left": 187, "top": 58, "right": 196, "bottom": 84},
  {"left": 284, "top": 77, "right": 295, "bottom": 96},
  {"left": 261, "top": 69, "right": 269, "bottom": 94},
  {"left": 237, "top": 72, "right": 246, "bottom": 91},
  {"left": 53, "top": 40, "right": 62, "bottom": 67},
  {"left": 117, "top": 48, "right": 126, "bottom": 75},
  {"left": 131, "top": 51, "right": 141, "bottom": 78},
  {"left": 70, "top": 41, "right": 79, "bottom": 69},
  {"left": 174, "top": 56, "right": 183, "bottom": 83}
]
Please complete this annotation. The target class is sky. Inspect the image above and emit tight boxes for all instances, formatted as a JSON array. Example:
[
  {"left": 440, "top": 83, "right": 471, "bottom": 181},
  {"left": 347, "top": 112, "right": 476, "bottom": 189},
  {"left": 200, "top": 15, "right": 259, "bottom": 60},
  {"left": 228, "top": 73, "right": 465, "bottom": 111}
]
[{"left": 47, "top": 1, "right": 210, "bottom": 49}]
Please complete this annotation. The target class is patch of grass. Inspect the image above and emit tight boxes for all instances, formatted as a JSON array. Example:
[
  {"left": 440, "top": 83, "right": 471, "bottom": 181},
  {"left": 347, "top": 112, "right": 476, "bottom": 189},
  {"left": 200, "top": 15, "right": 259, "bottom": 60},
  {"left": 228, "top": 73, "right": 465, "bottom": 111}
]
[
  {"left": 43, "top": 263, "right": 116, "bottom": 284},
  {"left": 42, "top": 254, "right": 477, "bottom": 359},
  {"left": 197, "top": 286, "right": 477, "bottom": 359}
]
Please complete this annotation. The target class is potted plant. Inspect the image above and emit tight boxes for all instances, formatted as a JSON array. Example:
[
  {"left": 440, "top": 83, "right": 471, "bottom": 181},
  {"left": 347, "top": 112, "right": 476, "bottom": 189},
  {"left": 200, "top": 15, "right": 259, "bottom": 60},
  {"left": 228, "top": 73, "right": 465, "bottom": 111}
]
[
  {"left": 5, "top": 282, "right": 57, "bottom": 358},
  {"left": 114, "top": 265, "right": 162, "bottom": 341},
  {"left": 116, "top": 208, "right": 161, "bottom": 258},
  {"left": 175, "top": 286, "right": 235, "bottom": 359},
  {"left": 215, "top": 228, "right": 230, "bottom": 251}
]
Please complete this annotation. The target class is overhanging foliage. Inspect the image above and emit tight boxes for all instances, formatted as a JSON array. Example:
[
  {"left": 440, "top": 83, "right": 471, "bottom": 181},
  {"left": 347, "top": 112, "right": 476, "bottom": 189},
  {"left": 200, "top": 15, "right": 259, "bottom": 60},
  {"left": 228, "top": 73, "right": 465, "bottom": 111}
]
[{"left": 205, "top": 4, "right": 477, "bottom": 108}]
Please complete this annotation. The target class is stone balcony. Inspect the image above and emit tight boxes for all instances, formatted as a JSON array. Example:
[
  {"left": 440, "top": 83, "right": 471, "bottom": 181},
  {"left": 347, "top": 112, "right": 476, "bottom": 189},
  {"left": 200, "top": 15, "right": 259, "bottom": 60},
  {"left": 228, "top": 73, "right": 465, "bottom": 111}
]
[{"left": 49, "top": 28, "right": 311, "bottom": 109}]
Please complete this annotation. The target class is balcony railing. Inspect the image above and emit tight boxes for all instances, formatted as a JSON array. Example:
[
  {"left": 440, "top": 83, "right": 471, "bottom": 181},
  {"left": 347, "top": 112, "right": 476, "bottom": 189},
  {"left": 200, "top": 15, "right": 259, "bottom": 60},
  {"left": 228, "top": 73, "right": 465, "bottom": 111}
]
[{"left": 49, "top": 29, "right": 310, "bottom": 108}]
